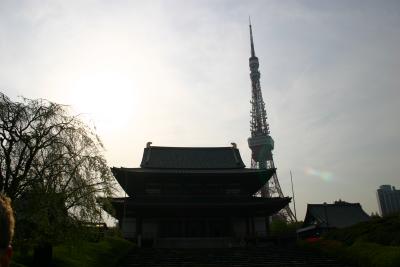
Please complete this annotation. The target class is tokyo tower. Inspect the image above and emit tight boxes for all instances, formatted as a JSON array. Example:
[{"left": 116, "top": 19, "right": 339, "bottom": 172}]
[{"left": 247, "top": 21, "right": 296, "bottom": 222}]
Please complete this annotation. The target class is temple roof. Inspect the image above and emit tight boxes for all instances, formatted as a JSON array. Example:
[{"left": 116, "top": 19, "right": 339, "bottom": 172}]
[
  {"left": 140, "top": 146, "right": 245, "bottom": 169},
  {"left": 112, "top": 144, "right": 272, "bottom": 196},
  {"left": 303, "top": 201, "right": 370, "bottom": 228},
  {"left": 109, "top": 196, "right": 291, "bottom": 218},
  {"left": 111, "top": 167, "right": 275, "bottom": 197},
  {"left": 112, "top": 167, "right": 263, "bottom": 174}
]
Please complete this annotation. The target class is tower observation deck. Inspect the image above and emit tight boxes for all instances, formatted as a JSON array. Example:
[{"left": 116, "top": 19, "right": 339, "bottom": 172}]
[{"left": 247, "top": 22, "right": 296, "bottom": 222}]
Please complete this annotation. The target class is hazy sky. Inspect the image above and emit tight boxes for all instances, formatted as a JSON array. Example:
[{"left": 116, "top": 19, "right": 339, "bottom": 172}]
[{"left": 1, "top": 1, "right": 399, "bottom": 219}]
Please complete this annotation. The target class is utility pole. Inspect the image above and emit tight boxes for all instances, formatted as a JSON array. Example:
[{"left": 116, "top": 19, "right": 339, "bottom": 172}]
[{"left": 290, "top": 170, "right": 297, "bottom": 222}]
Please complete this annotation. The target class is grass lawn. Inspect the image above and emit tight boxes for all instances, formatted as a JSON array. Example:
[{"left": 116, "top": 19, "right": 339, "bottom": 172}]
[{"left": 11, "top": 237, "right": 135, "bottom": 267}]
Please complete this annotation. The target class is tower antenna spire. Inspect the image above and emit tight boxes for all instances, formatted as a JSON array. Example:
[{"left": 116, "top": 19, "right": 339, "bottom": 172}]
[
  {"left": 247, "top": 21, "right": 296, "bottom": 223},
  {"left": 249, "top": 17, "right": 256, "bottom": 57}
]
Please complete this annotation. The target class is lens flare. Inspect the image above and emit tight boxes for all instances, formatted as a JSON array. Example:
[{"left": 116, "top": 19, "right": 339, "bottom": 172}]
[{"left": 305, "top": 167, "right": 333, "bottom": 182}]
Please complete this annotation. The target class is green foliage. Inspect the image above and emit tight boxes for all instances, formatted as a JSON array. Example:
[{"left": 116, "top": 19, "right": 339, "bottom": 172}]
[
  {"left": 53, "top": 237, "right": 134, "bottom": 267},
  {"left": 324, "top": 214, "right": 400, "bottom": 246},
  {"left": 11, "top": 237, "right": 134, "bottom": 267},
  {"left": 0, "top": 92, "right": 117, "bottom": 257},
  {"left": 270, "top": 219, "right": 302, "bottom": 236},
  {"left": 300, "top": 215, "right": 400, "bottom": 267},
  {"left": 298, "top": 238, "right": 345, "bottom": 258},
  {"left": 347, "top": 242, "right": 400, "bottom": 267},
  {"left": 299, "top": 239, "right": 400, "bottom": 267},
  {"left": 270, "top": 219, "right": 287, "bottom": 235}
]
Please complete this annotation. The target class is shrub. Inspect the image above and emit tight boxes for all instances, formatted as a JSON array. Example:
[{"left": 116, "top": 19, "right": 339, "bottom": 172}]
[
  {"left": 299, "top": 239, "right": 400, "bottom": 267},
  {"left": 346, "top": 242, "right": 400, "bottom": 267},
  {"left": 324, "top": 214, "right": 400, "bottom": 246}
]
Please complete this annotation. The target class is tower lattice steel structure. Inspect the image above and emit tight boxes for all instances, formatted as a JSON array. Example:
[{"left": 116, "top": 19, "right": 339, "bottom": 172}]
[{"left": 247, "top": 22, "right": 296, "bottom": 222}]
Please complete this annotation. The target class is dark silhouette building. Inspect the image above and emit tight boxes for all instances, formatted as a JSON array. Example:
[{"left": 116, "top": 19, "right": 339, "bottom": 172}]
[
  {"left": 110, "top": 143, "right": 290, "bottom": 247},
  {"left": 297, "top": 200, "right": 370, "bottom": 238}
]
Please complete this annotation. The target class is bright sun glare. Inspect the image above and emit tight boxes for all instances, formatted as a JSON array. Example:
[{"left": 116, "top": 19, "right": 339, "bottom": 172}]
[{"left": 69, "top": 70, "right": 137, "bottom": 132}]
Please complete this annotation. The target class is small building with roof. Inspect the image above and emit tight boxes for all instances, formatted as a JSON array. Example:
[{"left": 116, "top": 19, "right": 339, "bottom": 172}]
[
  {"left": 297, "top": 200, "right": 370, "bottom": 238},
  {"left": 109, "top": 143, "right": 291, "bottom": 247}
]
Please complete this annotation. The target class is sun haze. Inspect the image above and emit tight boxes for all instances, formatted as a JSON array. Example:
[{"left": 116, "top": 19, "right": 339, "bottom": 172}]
[{"left": 1, "top": 1, "right": 399, "bottom": 219}]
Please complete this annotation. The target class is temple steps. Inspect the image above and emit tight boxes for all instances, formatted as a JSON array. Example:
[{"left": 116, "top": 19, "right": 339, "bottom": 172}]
[{"left": 118, "top": 247, "right": 352, "bottom": 267}]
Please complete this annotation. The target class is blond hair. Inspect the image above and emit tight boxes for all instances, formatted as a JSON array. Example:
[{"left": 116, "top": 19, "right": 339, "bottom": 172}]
[{"left": 0, "top": 195, "right": 14, "bottom": 249}]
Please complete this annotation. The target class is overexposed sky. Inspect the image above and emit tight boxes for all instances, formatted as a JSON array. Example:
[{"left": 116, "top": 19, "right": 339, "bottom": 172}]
[{"left": 1, "top": 0, "right": 400, "bottom": 219}]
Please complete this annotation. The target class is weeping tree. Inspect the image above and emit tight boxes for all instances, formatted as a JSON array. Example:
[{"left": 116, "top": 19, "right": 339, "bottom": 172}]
[{"left": 0, "top": 92, "right": 115, "bottom": 264}]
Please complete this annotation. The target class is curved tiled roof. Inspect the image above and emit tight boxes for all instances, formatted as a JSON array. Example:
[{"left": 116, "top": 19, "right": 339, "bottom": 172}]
[
  {"left": 303, "top": 202, "right": 370, "bottom": 228},
  {"left": 140, "top": 146, "right": 245, "bottom": 169}
]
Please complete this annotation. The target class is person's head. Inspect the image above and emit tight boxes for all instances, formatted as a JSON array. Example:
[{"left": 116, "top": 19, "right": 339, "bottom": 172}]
[{"left": 0, "top": 195, "right": 14, "bottom": 267}]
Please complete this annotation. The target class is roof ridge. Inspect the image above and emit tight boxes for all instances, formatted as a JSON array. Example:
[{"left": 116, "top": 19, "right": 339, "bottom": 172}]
[
  {"left": 148, "top": 146, "right": 239, "bottom": 149},
  {"left": 140, "top": 145, "right": 246, "bottom": 169},
  {"left": 308, "top": 202, "right": 359, "bottom": 206}
]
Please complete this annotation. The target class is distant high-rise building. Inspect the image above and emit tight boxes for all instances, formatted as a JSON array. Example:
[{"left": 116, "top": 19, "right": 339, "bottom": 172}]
[{"left": 377, "top": 185, "right": 400, "bottom": 216}]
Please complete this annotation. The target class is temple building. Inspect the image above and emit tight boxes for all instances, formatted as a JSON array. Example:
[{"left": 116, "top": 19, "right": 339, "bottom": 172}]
[
  {"left": 297, "top": 200, "right": 370, "bottom": 239},
  {"left": 110, "top": 143, "right": 291, "bottom": 247}
]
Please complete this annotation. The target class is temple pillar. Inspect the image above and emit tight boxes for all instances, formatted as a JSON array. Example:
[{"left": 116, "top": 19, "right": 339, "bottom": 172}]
[
  {"left": 225, "top": 216, "right": 233, "bottom": 237},
  {"left": 245, "top": 216, "right": 250, "bottom": 235},
  {"left": 265, "top": 216, "right": 270, "bottom": 236},
  {"left": 136, "top": 216, "right": 142, "bottom": 247},
  {"left": 250, "top": 216, "right": 255, "bottom": 235}
]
